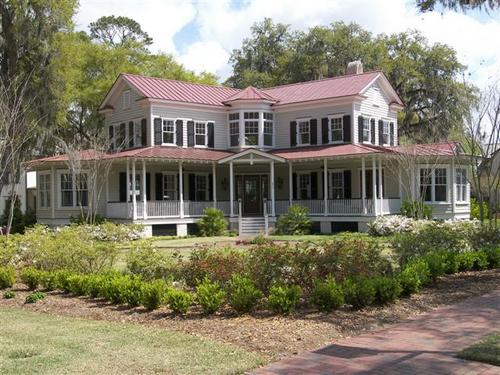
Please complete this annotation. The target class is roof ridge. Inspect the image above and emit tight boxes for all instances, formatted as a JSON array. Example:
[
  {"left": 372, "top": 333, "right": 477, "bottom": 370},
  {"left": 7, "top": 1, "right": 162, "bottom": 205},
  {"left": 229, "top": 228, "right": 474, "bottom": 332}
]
[
  {"left": 262, "top": 70, "right": 382, "bottom": 91},
  {"left": 121, "top": 73, "right": 241, "bottom": 92}
]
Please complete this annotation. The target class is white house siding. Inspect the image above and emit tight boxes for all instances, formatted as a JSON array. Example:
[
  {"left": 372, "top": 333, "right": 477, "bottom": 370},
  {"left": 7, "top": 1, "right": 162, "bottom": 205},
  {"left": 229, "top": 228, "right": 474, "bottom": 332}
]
[
  {"left": 354, "top": 81, "right": 398, "bottom": 145},
  {"left": 274, "top": 104, "right": 353, "bottom": 149},
  {"left": 151, "top": 105, "right": 228, "bottom": 149},
  {"left": 105, "top": 85, "right": 148, "bottom": 135}
]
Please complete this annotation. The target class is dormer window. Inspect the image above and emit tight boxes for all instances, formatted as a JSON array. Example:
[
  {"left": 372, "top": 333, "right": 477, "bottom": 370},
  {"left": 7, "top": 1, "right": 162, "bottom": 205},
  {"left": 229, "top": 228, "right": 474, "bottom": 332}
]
[
  {"left": 244, "top": 112, "right": 259, "bottom": 146},
  {"left": 162, "top": 119, "right": 175, "bottom": 145},
  {"left": 329, "top": 116, "right": 343, "bottom": 142},
  {"left": 298, "top": 120, "right": 310, "bottom": 146},
  {"left": 195, "top": 122, "right": 207, "bottom": 146},
  {"left": 122, "top": 90, "right": 131, "bottom": 109}
]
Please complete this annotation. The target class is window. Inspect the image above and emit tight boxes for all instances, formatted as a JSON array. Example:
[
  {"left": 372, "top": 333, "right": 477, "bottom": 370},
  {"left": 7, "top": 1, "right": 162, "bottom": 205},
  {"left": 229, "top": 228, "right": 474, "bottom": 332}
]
[
  {"left": 162, "top": 174, "right": 177, "bottom": 200},
  {"left": 382, "top": 121, "right": 390, "bottom": 145},
  {"left": 420, "top": 167, "right": 448, "bottom": 202},
  {"left": 329, "top": 171, "right": 344, "bottom": 199},
  {"left": 195, "top": 175, "right": 208, "bottom": 201},
  {"left": 195, "top": 122, "right": 207, "bottom": 146},
  {"left": 264, "top": 112, "right": 273, "bottom": 146},
  {"left": 244, "top": 112, "right": 259, "bottom": 146},
  {"left": 76, "top": 173, "right": 88, "bottom": 207},
  {"left": 456, "top": 168, "right": 467, "bottom": 202},
  {"left": 298, "top": 173, "right": 311, "bottom": 199},
  {"left": 129, "top": 174, "right": 141, "bottom": 201},
  {"left": 362, "top": 118, "right": 371, "bottom": 143},
  {"left": 297, "top": 120, "right": 310, "bottom": 145},
  {"left": 60, "top": 173, "right": 73, "bottom": 207},
  {"left": 39, "top": 173, "right": 51, "bottom": 208},
  {"left": 127, "top": 120, "right": 142, "bottom": 148},
  {"left": 122, "top": 90, "right": 131, "bottom": 109},
  {"left": 229, "top": 113, "right": 240, "bottom": 147},
  {"left": 111, "top": 123, "right": 125, "bottom": 150},
  {"left": 162, "top": 119, "right": 175, "bottom": 144},
  {"left": 330, "top": 117, "right": 343, "bottom": 142}
]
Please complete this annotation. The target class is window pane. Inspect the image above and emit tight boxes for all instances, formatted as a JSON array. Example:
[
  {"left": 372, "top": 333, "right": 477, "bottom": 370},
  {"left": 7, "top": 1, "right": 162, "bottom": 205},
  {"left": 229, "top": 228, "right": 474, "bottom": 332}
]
[
  {"left": 264, "top": 134, "right": 273, "bottom": 146},
  {"left": 298, "top": 121, "right": 310, "bottom": 145},
  {"left": 435, "top": 186, "right": 447, "bottom": 201},
  {"left": 363, "top": 119, "right": 371, "bottom": 142},
  {"left": 330, "top": 118, "right": 343, "bottom": 142}
]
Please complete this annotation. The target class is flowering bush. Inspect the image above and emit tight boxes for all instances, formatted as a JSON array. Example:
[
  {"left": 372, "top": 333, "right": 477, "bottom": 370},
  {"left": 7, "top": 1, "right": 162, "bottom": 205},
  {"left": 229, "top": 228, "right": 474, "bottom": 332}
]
[
  {"left": 126, "top": 240, "right": 174, "bottom": 280},
  {"left": 367, "top": 215, "right": 419, "bottom": 236}
]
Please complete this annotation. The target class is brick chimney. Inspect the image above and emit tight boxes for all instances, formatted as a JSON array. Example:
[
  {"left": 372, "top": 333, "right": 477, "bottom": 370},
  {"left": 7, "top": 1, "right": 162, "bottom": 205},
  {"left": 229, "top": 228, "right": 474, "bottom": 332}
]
[{"left": 346, "top": 60, "right": 363, "bottom": 75}]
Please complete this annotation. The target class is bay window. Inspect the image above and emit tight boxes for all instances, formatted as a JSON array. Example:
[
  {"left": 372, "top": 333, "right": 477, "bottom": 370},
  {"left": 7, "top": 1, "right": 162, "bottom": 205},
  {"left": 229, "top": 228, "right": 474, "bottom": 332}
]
[
  {"left": 39, "top": 173, "right": 51, "bottom": 208},
  {"left": 420, "top": 167, "right": 448, "bottom": 202},
  {"left": 244, "top": 112, "right": 259, "bottom": 146},
  {"left": 60, "top": 173, "right": 73, "bottom": 207},
  {"left": 297, "top": 120, "right": 310, "bottom": 146},
  {"left": 329, "top": 171, "right": 344, "bottom": 199},
  {"left": 264, "top": 112, "right": 273, "bottom": 146},
  {"left": 330, "top": 116, "right": 343, "bottom": 142},
  {"left": 195, "top": 122, "right": 207, "bottom": 146},
  {"left": 456, "top": 168, "right": 468, "bottom": 202},
  {"left": 229, "top": 113, "right": 239, "bottom": 147},
  {"left": 162, "top": 173, "right": 177, "bottom": 200},
  {"left": 162, "top": 119, "right": 175, "bottom": 144},
  {"left": 60, "top": 172, "right": 88, "bottom": 207}
]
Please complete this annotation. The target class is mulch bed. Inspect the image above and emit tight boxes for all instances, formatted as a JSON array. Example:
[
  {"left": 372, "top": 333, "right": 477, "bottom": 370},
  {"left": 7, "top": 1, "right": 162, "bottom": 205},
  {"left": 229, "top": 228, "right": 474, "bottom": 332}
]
[{"left": 1, "top": 269, "right": 499, "bottom": 361}]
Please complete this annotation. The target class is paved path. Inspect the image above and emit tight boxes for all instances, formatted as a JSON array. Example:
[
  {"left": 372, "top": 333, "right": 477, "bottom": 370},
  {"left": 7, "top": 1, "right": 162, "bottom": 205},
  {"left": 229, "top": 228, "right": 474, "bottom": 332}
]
[{"left": 251, "top": 289, "right": 500, "bottom": 375}]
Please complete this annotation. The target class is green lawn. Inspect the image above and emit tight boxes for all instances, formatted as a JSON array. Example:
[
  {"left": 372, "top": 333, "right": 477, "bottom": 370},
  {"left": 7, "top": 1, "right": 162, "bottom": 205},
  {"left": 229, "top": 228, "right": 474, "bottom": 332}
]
[
  {"left": 457, "top": 333, "right": 500, "bottom": 367},
  {"left": 0, "top": 307, "right": 263, "bottom": 375}
]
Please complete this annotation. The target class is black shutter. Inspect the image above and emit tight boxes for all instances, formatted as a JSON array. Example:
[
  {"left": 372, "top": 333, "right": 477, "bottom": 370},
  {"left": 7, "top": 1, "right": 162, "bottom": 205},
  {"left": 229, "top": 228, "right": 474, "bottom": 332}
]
[
  {"left": 119, "top": 172, "right": 126, "bottom": 202},
  {"left": 343, "top": 170, "right": 352, "bottom": 199},
  {"left": 154, "top": 118, "right": 162, "bottom": 145},
  {"left": 188, "top": 174, "right": 196, "bottom": 200},
  {"left": 108, "top": 126, "right": 114, "bottom": 150},
  {"left": 155, "top": 173, "right": 163, "bottom": 200},
  {"left": 141, "top": 119, "right": 147, "bottom": 146},
  {"left": 176, "top": 119, "right": 183, "bottom": 147},
  {"left": 343, "top": 115, "right": 351, "bottom": 143},
  {"left": 207, "top": 122, "right": 214, "bottom": 148},
  {"left": 208, "top": 174, "right": 213, "bottom": 200},
  {"left": 310, "top": 119, "right": 317, "bottom": 145},
  {"left": 390, "top": 122, "right": 395, "bottom": 145},
  {"left": 370, "top": 119, "right": 375, "bottom": 145},
  {"left": 321, "top": 118, "right": 329, "bottom": 144},
  {"left": 146, "top": 173, "right": 151, "bottom": 201},
  {"left": 378, "top": 120, "right": 384, "bottom": 145},
  {"left": 358, "top": 116, "right": 364, "bottom": 143},
  {"left": 292, "top": 173, "right": 297, "bottom": 200},
  {"left": 310, "top": 172, "right": 318, "bottom": 199},
  {"left": 290, "top": 121, "right": 297, "bottom": 147},
  {"left": 128, "top": 121, "right": 134, "bottom": 148},
  {"left": 187, "top": 121, "right": 195, "bottom": 147}
]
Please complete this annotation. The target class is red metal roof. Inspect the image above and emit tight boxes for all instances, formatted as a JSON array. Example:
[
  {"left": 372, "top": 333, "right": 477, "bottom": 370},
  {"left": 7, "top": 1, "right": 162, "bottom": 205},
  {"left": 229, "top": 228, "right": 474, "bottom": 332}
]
[
  {"left": 272, "top": 144, "right": 384, "bottom": 160},
  {"left": 387, "top": 142, "right": 458, "bottom": 156},
  {"left": 222, "top": 86, "right": 278, "bottom": 103}
]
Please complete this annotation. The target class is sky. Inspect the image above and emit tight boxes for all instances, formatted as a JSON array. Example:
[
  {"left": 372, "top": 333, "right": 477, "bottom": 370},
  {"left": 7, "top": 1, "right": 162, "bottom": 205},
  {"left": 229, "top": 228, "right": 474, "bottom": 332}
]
[{"left": 75, "top": 0, "right": 500, "bottom": 88}]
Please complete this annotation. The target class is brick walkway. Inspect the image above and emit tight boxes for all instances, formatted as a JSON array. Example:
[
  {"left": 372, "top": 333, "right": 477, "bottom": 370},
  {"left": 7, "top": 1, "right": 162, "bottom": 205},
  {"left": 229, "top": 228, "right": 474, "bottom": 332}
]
[{"left": 251, "top": 289, "right": 500, "bottom": 375}]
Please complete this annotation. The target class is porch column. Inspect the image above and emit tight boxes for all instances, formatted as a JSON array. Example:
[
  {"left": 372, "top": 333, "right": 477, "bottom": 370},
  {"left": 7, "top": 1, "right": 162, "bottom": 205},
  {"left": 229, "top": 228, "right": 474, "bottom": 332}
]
[
  {"left": 179, "top": 161, "right": 184, "bottom": 218},
  {"left": 212, "top": 162, "right": 217, "bottom": 208},
  {"left": 270, "top": 161, "right": 275, "bottom": 216},
  {"left": 126, "top": 159, "right": 130, "bottom": 218},
  {"left": 132, "top": 159, "right": 137, "bottom": 220},
  {"left": 229, "top": 161, "right": 234, "bottom": 217},
  {"left": 372, "top": 156, "right": 377, "bottom": 215},
  {"left": 323, "top": 158, "right": 328, "bottom": 216},
  {"left": 378, "top": 157, "right": 383, "bottom": 215},
  {"left": 51, "top": 166, "right": 55, "bottom": 219},
  {"left": 361, "top": 157, "right": 366, "bottom": 214},
  {"left": 142, "top": 160, "right": 147, "bottom": 219},
  {"left": 288, "top": 162, "right": 293, "bottom": 206}
]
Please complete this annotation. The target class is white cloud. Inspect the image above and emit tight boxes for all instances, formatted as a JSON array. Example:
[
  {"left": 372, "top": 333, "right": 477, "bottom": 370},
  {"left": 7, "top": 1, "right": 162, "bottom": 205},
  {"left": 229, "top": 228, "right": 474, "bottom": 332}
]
[{"left": 75, "top": 0, "right": 500, "bottom": 88}]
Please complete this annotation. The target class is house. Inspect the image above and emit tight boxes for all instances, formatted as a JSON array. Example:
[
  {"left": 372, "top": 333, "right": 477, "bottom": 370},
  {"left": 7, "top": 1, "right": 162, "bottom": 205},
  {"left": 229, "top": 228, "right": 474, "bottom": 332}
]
[{"left": 27, "top": 62, "right": 471, "bottom": 236}]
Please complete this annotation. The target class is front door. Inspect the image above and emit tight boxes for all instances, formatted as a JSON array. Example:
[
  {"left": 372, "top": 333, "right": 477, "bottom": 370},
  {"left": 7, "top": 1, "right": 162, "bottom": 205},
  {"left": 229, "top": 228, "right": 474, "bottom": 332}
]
[{"left": 243, "top": 176, "right": 261, "bottom": 216}]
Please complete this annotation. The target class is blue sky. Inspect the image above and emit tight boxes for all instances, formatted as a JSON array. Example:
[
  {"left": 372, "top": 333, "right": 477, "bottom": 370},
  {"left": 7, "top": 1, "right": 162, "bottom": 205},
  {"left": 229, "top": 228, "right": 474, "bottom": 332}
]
[{"left": 75, "top": 0, "right": 500, "bottom": 87}]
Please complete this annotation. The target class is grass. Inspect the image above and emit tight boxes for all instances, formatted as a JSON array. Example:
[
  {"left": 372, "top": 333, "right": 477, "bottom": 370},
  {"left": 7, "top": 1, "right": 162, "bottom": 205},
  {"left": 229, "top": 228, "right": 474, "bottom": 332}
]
[
  {"left": 457, "top": 333, "right": 500, "bottom": 366},
  {"left": 0, "top": 307, "right": 263, "bottom": 375}
]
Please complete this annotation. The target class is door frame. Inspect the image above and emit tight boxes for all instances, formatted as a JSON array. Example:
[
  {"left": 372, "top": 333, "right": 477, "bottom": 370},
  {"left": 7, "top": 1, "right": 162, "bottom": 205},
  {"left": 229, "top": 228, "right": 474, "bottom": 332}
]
[{"left": 235, "top": 173, "right": 269, "bottom": 216}]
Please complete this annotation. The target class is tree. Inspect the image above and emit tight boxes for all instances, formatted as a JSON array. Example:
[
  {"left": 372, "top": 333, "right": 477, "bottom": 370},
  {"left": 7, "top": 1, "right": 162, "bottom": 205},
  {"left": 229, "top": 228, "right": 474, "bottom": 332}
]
[
  {"left": 89, "top": 15, "right": 152, "bottom": 49},
  {"left": 416, "top": 0, "right": 500, "bottom": 12}
]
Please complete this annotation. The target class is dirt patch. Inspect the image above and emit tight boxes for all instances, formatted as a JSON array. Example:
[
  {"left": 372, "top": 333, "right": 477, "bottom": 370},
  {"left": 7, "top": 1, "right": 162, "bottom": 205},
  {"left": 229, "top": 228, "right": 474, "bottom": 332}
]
[{"left": 1, "top": 269, "right": 499, "bottom": 361}]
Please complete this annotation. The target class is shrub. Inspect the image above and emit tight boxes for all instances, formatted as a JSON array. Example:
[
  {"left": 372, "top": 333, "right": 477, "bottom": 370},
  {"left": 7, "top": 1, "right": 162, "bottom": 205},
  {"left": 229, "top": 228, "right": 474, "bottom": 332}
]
[
  {"left": 20, "top": 267, "right": 42, "bottom": 290},
  {"left": 422, "top": 251, "right": 447, "bottom": 280},
  {"left": 3, "top": 290, "right": 15, "bottom": 299},
  {"left": 0, "top": 266, "right": 15, "bottom": 289},
  {"left": 120, "top": 276, "right": 145, "bottom": 307},
  {"left": 443, "top": 251, "right": 460, "bottom": 274},
  {"left": 167, "top": 289, "right": 193, "bottom": 315},
  {"left": 67, "top": 274, "right": 88, "bottom": 296},
  {"left": 38, "top": 270, "right": 58, "bottom": 291},
  {"left": 483, "top": 246, "right": 500, "bottom": 268},
  {"left": 373, "top": 276, "right": 402, "bottom": 304},
  {"left": 310, "top": 277, "right": 344, "bottom": 312},
  {"left": 141, "top": 279, "right": 169, "bottom": 310},
  {"left": 85, "top": 273, "right": 107, "bottom": 298},
  {"left": 228, "top": 274, "right": 263, "bottom": 314},
  {"left": 400, "top": 200, "right": 432, "bottom": 220},
  {"left": 25, "top": 291, "right": 45, "bottom": 304},
  {"left": 0, "top": 235, "right": 21, "bottom": 267},
  {"left": 126, "top": 240, "right": 173, "bottom": 281},
  {"left": 368, "top": 215, "right": 417, "bottom": 236},
  {"left": 53, "top": 269, "right": 74, "bottom": 292},
  {"left": 470, "top": 226, "right": 500, "bottom": 249},
  {"left": 100, "top": 275, "right": 129, "bottom": 304},
  {"left": 267, "top": 284, "right": 302, "bottom": 315},
  {"left": 470, "top": 198, "right": 489, "bottom": 220},
  {"left": 404, "top": 258, "right": 431, "bottom": 286},
  {"left": 342, "top": 276, "right": 376, "bottom": 309},
  {"left": 196, "top": 277, "right": 226, "bottom": 314},
  {"left": 398, "top": 265, "right": 421, "bottom": 296},
  {"left": 197, "top": 208, "right": 228, "bottom": 237},
  {"left": 275, "top": 204, "right": 311, "bottom": 235}
]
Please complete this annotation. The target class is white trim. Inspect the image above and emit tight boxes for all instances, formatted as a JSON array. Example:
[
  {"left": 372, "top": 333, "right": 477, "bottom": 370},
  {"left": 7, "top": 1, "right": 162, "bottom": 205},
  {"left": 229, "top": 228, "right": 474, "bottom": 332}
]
[
  {"left": 56, "top": 169, "right": 89, "bottom": 209},
  {"left": 296, "top": 118, "right": 311, "bottom": 146},
  {"left": 328, "top": 114, "right": 344, "bottom": 144},
  {"left": 218, "top": 148, "right": 286, "bottom": 164},
  {"left": 159, "top": 117, "right": 177, "bottom": 146}
]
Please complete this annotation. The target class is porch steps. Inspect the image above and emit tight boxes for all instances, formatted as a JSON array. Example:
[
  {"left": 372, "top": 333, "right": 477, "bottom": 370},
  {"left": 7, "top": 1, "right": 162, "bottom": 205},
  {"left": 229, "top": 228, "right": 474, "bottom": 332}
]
[{"left": 239, "top": 217, "right": 266, "bottom": 237}]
